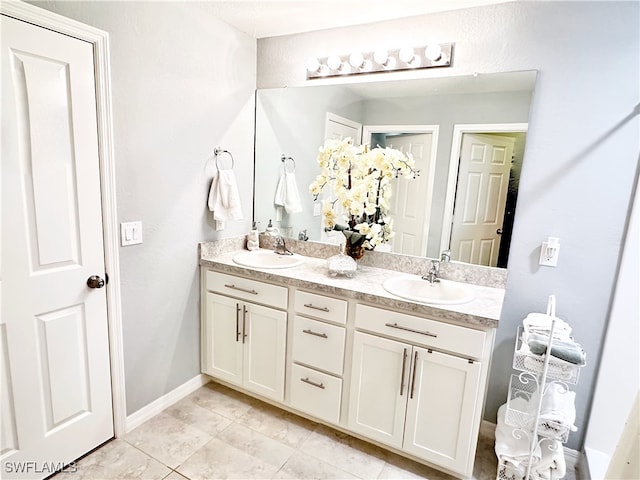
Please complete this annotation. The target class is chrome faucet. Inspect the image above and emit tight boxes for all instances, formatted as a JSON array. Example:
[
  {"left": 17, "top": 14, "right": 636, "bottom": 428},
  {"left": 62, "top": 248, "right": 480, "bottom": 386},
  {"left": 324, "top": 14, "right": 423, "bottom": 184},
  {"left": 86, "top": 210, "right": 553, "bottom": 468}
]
[
  {"left": 422, "top": 260, "right": 441, "bottom": 284},
  {"left": 440, "top": 249, "right": 451, "bottom": 263},
  {"left": 274, "top": 236, "right": 293, "bottom": 255}
]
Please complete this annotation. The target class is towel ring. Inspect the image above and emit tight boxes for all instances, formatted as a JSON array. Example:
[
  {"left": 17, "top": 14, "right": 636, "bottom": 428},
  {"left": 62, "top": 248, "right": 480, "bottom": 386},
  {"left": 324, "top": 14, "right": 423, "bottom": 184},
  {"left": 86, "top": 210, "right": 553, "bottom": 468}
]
[
  {"left": 214, "top": 147, "right": 234, "bottom": 170},
  {"left": 281, "top": 154, "right": 296, "bottom": 172}
]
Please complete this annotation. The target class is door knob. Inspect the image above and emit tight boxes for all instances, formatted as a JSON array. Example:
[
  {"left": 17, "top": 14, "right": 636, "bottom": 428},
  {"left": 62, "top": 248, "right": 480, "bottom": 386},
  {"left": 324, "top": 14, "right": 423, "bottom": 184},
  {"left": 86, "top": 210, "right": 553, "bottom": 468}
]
[
  {"left": 87, "top": 275, "right": 105, "bottom": 289},
  {"left": 496, "top": 228, "right": 503, "bottom": 235}
]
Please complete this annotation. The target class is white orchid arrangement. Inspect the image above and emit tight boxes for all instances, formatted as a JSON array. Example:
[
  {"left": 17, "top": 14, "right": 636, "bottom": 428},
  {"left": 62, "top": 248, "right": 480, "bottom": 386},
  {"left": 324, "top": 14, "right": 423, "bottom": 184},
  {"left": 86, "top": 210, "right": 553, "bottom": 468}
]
[{"left": 309, "top": 137, "right": 419, "bottom": 250}]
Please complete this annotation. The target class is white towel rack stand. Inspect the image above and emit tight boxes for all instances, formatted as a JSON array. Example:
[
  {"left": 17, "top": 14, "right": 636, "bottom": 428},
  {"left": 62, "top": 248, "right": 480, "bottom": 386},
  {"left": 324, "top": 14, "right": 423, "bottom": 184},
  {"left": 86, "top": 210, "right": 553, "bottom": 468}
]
[{"left": 497, "top": 295, "right": 585, "bottom": 480}]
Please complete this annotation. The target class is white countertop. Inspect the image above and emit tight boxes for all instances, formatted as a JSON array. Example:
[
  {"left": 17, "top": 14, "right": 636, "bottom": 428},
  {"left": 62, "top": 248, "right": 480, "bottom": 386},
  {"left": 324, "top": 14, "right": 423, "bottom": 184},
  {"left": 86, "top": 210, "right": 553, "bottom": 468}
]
[{"left": 200, "top": 249, "right": 504, "bottom": 328}]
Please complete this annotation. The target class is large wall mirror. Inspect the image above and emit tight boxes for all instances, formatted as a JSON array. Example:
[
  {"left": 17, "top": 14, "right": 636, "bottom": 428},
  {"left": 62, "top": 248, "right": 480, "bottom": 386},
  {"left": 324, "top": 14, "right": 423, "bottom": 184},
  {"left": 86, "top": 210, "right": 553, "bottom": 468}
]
[{"left": 254, "top": 70, "right": 537, "bottom": 268}]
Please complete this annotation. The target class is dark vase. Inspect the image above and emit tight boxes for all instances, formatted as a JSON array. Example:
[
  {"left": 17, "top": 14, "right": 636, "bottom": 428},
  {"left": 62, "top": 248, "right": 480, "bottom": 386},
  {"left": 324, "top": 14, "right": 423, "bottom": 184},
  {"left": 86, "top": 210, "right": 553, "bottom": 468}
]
[{"left": 345, "top": 236, "right": 365, "bottom": 260}]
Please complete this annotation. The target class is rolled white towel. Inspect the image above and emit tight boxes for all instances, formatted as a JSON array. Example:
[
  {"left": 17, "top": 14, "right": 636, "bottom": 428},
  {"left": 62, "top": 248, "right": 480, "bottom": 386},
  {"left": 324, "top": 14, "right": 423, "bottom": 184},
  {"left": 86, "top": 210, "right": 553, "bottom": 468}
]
[
  {"left": 533, "top": 438, "right": 566, "bottom": 479},
  {"left": 495, "top": 399, "right": 541, "bottom": 467}
]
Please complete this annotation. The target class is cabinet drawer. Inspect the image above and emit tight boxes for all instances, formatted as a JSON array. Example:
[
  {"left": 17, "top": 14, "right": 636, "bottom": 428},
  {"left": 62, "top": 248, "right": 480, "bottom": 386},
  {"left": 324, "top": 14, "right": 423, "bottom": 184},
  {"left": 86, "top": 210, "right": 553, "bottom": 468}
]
[
  {"left": 295, "top": 290, "right": 347, "bottom": 325},
  {"left": 292, "top": 316, "right": 346, "bottom": 376},
  {"left": 355, "top": 304, "right": 485, "bottom": 359},
  {"left": 206, "top": 271, "right": 287, "bottom": 309},
  {"left": 290, "top": 363, "right": 342, "bottom": 425}
]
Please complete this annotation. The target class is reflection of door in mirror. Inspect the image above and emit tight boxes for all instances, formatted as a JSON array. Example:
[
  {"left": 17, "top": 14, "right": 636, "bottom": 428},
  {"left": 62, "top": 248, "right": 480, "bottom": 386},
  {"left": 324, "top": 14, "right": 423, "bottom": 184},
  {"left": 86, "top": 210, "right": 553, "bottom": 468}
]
[
  {"left": 375, "top": 133, "right": 434, "bottom": 256},
  {"left": 363, "top": 126, "right": 439, "bottom": 257},
  {"left": 320, "top": 113, "right": 362, "bottom": 245},
  {"left": 449, "top": 133, "right": 516, "bottom": 267}
]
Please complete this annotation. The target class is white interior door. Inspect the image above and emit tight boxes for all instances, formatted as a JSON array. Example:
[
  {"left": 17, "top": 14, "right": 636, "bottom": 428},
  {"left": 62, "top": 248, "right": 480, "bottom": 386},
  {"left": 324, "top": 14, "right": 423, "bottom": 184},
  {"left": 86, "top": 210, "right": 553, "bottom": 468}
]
[
  {"left": 1, "top": 15, "right": 113, "bottom": 478},
  {"left": 385, "top": 133, "right": 434, "bottom": 256},
  {"left": 449, "top": 133, "right": 514, "bottom": 266}
]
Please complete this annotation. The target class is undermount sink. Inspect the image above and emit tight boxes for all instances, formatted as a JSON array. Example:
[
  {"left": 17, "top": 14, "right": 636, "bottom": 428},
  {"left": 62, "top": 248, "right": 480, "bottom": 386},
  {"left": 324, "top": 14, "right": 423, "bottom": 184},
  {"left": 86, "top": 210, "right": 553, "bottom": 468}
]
[
  {"left": 233, "top": 249, "right": 305, "bottom": 269},
  {"left": 382, "top": 275, "right": 475, "bottom": 305}
]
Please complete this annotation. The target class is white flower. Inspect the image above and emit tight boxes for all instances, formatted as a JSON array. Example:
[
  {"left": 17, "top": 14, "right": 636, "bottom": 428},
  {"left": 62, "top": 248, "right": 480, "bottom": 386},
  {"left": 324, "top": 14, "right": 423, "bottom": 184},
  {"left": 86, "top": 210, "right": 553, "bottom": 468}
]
[{"left": 309, "top": 138, "right": 418, "bottom": 247}]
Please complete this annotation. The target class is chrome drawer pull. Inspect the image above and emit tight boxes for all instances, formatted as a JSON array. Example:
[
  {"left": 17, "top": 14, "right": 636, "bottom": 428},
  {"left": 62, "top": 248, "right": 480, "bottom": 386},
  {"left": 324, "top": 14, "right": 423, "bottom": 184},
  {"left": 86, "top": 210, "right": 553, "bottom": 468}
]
[
  {"left": 302, "top": 329, "right": 328, "bottom": 339},
  {"left": 303, "top": 303, "right": 329, "bottom": 312},
  {"left": 384, "top": 322, "right": 437, "bottom": 338},
  {"left": 300, "top": 377, "right": 325, "bottom": 389},
  {"left": 224, "top": 284, "right": 258, "bottom": 295},
  {"left": 400, "top": 348, "right": 408, "bottom": 396}
]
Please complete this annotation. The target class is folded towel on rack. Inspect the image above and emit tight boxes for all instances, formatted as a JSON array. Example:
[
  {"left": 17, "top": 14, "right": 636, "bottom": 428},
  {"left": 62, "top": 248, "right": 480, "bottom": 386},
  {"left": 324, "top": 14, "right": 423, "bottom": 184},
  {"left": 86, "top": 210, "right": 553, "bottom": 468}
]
[
  {"left": 495, "top": 400, "right": 541, "bottom": 467},
  {"left": 526, "top": 332, "right": 586, "bottom": 366},
  {"left": 541, "top": 383, "right": 577, "bottom": 432},
  {"left": 208, "top": 169, "right": 243, "bottom": 226},
  {"left": 274, "top": 171, "right": 302, "bottom": 214},
  {"left": 533, "top": 438, "right": 566, "bottom": 479},
  {"left": 523, "top": 313, "right": 572, "bottom": 340}
]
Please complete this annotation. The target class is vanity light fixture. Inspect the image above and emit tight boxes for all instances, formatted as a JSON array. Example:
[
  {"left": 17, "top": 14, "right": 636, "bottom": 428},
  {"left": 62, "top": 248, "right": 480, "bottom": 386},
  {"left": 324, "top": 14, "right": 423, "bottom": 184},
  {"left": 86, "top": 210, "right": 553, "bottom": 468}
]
[{"left": 306, "top": 42, "right": 453, "bottom": 79}]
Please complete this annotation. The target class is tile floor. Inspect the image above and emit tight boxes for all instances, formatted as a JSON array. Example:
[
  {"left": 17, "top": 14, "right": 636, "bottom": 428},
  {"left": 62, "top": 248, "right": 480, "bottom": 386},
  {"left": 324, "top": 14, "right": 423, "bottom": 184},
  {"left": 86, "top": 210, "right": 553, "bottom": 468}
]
[{"left": 63, "top": 382, "right": 575, "bottom": 480}]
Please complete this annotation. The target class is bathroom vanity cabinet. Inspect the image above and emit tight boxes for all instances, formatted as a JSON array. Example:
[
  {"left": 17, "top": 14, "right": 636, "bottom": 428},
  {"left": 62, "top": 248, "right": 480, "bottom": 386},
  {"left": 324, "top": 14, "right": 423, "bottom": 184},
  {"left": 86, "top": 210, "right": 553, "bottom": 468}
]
[
  {"left": 202, "top": 271, "right": 287, "bottom": 401},
  {"left": 349, "top": 305, "right": 484, "bottom": 474},
  {"left": 199, "top": 255, "right": 500, "bottom": 479}
]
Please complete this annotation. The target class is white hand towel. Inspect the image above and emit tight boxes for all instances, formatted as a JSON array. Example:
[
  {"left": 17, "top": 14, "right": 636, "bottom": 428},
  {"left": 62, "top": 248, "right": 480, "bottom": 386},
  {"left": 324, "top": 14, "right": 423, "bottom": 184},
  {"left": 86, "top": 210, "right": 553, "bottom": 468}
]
[
  {"left": 274, "top": 171, "right": 302, "bottom": 214},
  {"left": 208, "top": 169, "right": 243, "bottom": 227}
]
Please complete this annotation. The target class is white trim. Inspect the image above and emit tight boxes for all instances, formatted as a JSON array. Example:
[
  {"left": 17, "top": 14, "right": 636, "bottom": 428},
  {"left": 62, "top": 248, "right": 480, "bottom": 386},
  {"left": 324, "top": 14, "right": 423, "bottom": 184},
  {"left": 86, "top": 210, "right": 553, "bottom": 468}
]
[
  {"left": 362, "top": 125, "right": 440, "bottom": 257},
  {"left": 441, "top": 123, "right": 529, "bottom": 254},
  {"left": 125, "top": 374, "right": 211, "bottom": 432},
  {"left": 1, "top": 1, "right": 127, "bottom": 438}
]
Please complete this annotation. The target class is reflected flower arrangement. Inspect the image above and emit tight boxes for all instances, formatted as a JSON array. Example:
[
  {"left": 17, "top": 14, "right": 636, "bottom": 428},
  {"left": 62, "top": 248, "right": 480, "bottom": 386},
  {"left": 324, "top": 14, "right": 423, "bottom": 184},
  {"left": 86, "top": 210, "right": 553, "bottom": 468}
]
[{"left": 309, "top": 137, "right": 419, "bottom": 251}]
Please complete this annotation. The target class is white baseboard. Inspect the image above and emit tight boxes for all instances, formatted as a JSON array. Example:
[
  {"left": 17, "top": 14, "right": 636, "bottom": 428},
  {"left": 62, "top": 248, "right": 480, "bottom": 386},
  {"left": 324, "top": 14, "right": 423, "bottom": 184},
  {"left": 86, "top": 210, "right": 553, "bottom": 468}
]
[{"left": 124, "top": 374, "right": 210, "bottom": 433}]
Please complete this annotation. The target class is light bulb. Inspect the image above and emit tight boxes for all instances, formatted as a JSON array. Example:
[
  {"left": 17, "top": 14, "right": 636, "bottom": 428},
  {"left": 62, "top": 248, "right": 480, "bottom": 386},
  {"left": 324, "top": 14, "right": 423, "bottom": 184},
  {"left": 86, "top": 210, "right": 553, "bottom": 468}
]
[
  {"left": 349, "top": 51, "right": 364, "bottom": 69},
  {"left": 327, "top": 55, "right": 342, "bottom": 70},
  {"left": 425, "top": 44, "right": 442, "bottom": 61},
  {"left": 305, "top": 57, "right": 320, "bottom": 73},
  {"left": 373, "top": 50, "right": 389, "bottom": 66},
  {"left": 399, "top": 46, "right": 415, "bottom": 63}
]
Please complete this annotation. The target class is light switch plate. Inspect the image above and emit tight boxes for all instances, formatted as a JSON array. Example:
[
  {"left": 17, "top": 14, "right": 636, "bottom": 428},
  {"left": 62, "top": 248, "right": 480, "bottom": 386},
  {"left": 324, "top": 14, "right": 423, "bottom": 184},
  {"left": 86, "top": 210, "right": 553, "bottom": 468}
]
[
  {"left": 313, "top": 202, "right": 322, "bottom": 216},
  {"left": 121, "top": 221, "right": 143, "bottom": 246},
  {"left": 539, "top": 240, "right": 560, "bottom": 267}
]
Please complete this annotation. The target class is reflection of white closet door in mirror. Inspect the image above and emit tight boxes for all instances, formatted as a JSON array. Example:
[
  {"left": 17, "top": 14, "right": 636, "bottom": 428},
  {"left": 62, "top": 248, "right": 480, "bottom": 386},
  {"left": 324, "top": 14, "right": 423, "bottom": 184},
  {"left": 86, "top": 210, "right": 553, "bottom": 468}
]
[
  {"left": 321, "top": 113, "right": 363, "bottom": 244},
  {"left": 450, "top": 133, "right": 514, "bottom": 267},
  {"left": 362, "top": 125, "right": 439, "bottom": 257}
]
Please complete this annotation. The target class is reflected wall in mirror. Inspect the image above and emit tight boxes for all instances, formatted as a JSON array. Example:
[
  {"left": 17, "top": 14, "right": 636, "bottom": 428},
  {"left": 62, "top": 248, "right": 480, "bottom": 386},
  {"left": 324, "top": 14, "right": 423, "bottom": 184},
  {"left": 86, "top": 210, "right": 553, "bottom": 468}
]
[{"left": 254, "top": 70, "right": 536, "bottom": 267}]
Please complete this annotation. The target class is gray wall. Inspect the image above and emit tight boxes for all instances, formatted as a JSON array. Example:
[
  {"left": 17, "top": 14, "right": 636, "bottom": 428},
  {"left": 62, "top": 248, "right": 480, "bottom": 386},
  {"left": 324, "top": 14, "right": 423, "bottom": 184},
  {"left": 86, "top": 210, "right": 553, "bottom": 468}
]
[
  {"left": 257, "top": 1, "right": 640, "bottom": 450},
  {"left": 30, "top": 1, "right": 257, "bottom": 414}
]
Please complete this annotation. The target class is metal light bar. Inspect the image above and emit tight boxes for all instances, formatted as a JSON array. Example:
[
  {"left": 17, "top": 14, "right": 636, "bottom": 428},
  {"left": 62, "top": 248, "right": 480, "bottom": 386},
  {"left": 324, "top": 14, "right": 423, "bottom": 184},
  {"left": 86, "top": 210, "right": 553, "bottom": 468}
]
[{"left": 306, "top": 43, "right": 454, "bottom": 80}]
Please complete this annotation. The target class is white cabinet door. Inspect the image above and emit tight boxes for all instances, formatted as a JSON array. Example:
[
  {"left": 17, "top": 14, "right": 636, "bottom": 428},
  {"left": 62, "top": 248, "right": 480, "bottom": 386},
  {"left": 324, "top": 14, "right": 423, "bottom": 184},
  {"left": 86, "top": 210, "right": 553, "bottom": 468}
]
[
  {"left": 203, "top": 293, "right": 244, "bottom": 386},
  {"left": 243, "top": 303, "right": 287, "bottom": 402},
  {"left": 203, "top": 292, "right": 286, "bottom": 402},
  {"left": 348, "top": 332, "right": 410, "bottom": 448},
  {"left": 403, "top": 346, "right": 481, "bottom": 476}
]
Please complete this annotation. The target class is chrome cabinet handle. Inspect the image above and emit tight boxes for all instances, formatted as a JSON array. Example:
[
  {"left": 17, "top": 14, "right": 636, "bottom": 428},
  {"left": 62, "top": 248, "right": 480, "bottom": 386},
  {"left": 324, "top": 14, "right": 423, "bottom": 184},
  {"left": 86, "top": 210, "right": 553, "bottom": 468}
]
[
  {"left": 235, "top": 303, "right": 241, "bottom": 342},
  {"left": 410, "top": 351, "right": 419, "bottom": 399},
  {"left": 224, "top": 284, "right": 258, "bottom": 295},
  {"left": 400, "top": 348, "right": 408, "bottom": 396},
  {"left": 300, "top": 377, "right": 325, "bottom": 389},
  {"left": 385, "top": 322, "right": 437, "bottom": 338},
  {"left": 303, "top": 303, "right": 329, "bottom": 312},
  {"left": 242, "top": 305, "right": 248, "bottom": 344},
  {"left": 302, "top": 329, "right": 328, "bottom": 339}
]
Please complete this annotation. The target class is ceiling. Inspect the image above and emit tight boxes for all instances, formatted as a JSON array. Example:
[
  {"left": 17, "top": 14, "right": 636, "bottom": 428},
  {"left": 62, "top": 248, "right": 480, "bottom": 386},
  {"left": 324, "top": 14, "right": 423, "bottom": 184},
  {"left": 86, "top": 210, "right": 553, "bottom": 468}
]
[{"left": 205, "top": 0, "right": 513, "bottom": 39}]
